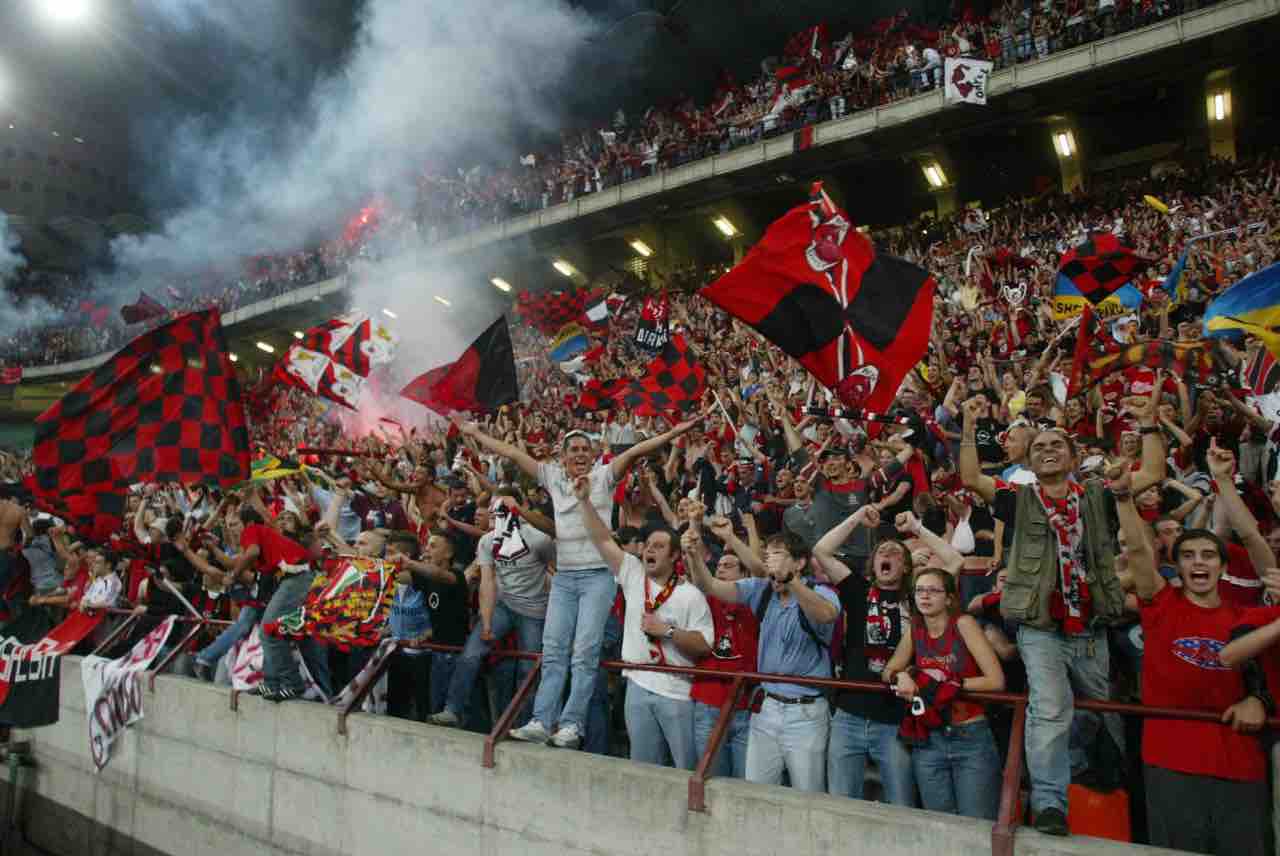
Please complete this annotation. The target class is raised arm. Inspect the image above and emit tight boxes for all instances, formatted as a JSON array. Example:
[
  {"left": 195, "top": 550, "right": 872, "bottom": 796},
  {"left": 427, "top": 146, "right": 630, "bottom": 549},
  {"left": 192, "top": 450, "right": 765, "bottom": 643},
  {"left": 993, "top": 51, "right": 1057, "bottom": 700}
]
[
  {"left": 785, "top": 573, "right": 839, "bottom": 625},
  {"left": 454, "top": 417, "right": 540, "bottom": 480},
  {"left": 707, "top": 514, "right": 767, "bottom": 577},
  {"left": 1207, "top": 438, "right": 1276, "bottom": 576},
  {"left": 609, "top": 411, "right": 707, "bottom": 481},
  {"left": 1127, "top": 382, "right": 1168, "bottom": 495},
  {"left": 1109, "top": 461, "right": 1161, "bottom": 601},
  {"left": 571, "top": 474, "right": 626, "bottom": 575},
  {"left": 1222, "top": 614, "right": 1280, "bottom": 668},
  {"left": 682, "top": 524, "right": 741, "bottom": 603},
  {"left": 813, "top": 505, "right": 877, "bottom": 585},
  {"left": 959, "top": 397, "right": 997, "bottom": 504},
  {"left": 896, "top": 511, "right": 964, "bottom": 576}
]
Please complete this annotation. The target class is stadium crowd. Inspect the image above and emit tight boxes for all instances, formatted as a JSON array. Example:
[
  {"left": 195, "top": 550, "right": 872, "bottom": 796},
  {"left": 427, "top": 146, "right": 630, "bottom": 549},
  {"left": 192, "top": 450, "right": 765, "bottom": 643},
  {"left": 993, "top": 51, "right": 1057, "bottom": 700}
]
[
  {"left": 0, "top": 0, "right": 1225, "bottom": 369},
  {"left": 0, "top": 141, "right": 1279, "bottom": 855}
]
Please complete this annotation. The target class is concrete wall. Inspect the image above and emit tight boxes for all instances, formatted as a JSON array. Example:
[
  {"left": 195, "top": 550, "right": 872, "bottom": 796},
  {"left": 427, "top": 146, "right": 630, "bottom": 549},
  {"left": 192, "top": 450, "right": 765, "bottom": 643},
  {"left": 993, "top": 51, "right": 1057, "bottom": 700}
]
[{"left": 10, "top": 657, "right": 1190, "bottom": 856}]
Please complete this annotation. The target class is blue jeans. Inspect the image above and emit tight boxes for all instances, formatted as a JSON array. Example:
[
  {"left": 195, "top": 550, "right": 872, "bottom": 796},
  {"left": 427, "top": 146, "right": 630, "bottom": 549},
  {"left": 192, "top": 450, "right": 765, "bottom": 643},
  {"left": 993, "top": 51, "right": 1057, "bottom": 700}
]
[
  {"left": 827, "top": 709, "right": 916, "bottom": 806},
  {"left": 261, "top": 572, "right": 331, "bottom": 696},
  {"left": 745, "top": 696, "right": 830, "bottom": 792},
  {"left": 693, "top": 701, "right": 750, "bottom": 779},
  {"left": 625, "top": 682, "right": 697, "bottom": 769},
  {"left": 430, "top": 652, "right": 457, "bottom": 716},
  {"left": 1017, "top": 624, "right": 1122, "bottom": 814},
  {"left": 531, "top": 569, "right": 616, "bottom": 733},
  {"left": 444, "top": 601, "right": 544, "bottom": 719},
  {"left": 912, "top": 719, "right": 1001, "bottom": 820},
  {"left": 195, "top": 606, "right": 259, "bottom": 668}
]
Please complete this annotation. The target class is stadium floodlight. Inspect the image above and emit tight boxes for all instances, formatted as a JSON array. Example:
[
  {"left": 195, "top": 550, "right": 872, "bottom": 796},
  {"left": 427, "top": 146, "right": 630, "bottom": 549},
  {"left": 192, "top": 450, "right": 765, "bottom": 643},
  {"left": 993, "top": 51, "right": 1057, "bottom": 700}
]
[
  {"left": 922, "top": 163, "right": 947, "bottom": 189},
  {"left": 293, "top": 331, "right": 304, "bottom": 340},
  {"left": 38, "top": 0, "right": 94, "bottom": 27},
  {"left": 1208, "top": 91, "right": 1230, "bottom": 122},
  {"left": 382, "top": 308, "right": 398, "bottom": 319},
  {"left": 552, "top": 259, "right": 576, "bottom": 277},
  {"left": 434, "top": 295, "right": 451, "bottom": 307},
  {"left": 712, "top": 216, "right": 738, "bottom": 238},
  {"left": 491, "top": 277, "right": 512, "bottom": 292},
  {"left": 629, "top": 239, "right": 653, "bottom": 258},
  {"left": 1053, "top": 131, "right": 1076, "bottom": 158},
  {"left": 255, "top": 341, "right": 274, "bottom": 354}
]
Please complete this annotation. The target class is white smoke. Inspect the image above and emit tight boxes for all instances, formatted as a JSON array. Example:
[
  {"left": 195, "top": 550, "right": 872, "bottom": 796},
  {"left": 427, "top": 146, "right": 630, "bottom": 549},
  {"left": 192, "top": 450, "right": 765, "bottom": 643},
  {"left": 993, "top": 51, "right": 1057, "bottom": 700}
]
[{"left": 0, "top": 212, "right": 25, "bottom": 283}]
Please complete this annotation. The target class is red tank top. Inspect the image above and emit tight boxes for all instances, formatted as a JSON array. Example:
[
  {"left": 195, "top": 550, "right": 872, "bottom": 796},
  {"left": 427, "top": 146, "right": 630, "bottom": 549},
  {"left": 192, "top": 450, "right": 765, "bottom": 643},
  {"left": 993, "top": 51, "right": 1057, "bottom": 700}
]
[{"left": 912, "top": 616, "right": 984, "bottom": 723}]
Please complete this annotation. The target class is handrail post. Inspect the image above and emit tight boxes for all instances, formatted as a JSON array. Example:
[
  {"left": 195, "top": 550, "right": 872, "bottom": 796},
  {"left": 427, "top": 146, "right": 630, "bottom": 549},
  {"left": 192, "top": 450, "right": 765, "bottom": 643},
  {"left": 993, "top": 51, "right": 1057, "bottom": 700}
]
[
  {"left": 89, "top": 614, "right": 138, "bottom": 656},
  {"left": 483, "top": 658, "right": 542, "bottom": 769},
  {"left": 336, "top": 641, "right": 401, "bottom": 736},
  {"left": 991, "top": 700, "right": 1027, "bottom": 856},
  {"left": 147, "top": 620, "right": 205, "bottom": 691},
  {"left": 688, "top": 676, "right": 748, "bottom": 813}
]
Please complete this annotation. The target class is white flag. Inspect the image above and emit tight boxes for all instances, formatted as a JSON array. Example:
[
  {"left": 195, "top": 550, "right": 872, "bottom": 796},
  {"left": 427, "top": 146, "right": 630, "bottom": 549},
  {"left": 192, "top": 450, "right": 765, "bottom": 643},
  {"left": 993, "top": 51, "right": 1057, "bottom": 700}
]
[{"left": 943, "top": 58, "right": 993, "bottom": 106}]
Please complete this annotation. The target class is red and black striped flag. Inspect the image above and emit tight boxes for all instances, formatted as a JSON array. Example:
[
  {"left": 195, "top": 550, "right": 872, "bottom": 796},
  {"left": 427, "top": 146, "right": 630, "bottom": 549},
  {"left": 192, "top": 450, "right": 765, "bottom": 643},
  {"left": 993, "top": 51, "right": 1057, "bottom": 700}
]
[
  {"left": 301, "top": 313, "right": 397, "bottom": 378},
  {"left": 401, "top": 316, "right": 519, "bottom": 415},
  {"left": 30, "top": 310, "right": 250, "bottom": 542},
  {"left": 612, "top": 335, "right": 705, "bottom": 417},
  {"left": 699, "top": 182, "right": 935, "bottom": 412},
  {"left": 1057, "top": 232, "right": 1152, "bottom": 304},
  {"left": 120, "top": 291, "right": 168, "bottom": 325},
  {"left": 1244, "top": 347, "right": 1280, "bottom": 397}
]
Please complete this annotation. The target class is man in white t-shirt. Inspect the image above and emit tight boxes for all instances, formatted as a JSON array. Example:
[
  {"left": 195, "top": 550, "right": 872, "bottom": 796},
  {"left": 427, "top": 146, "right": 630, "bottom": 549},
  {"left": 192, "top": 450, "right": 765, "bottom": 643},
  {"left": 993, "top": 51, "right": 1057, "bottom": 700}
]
[
  {"left": 575, "top": 475, "right": 713, "bottom": 769},
  {"left": 456, "top": 411, "right": 706, "bottom": 749}
]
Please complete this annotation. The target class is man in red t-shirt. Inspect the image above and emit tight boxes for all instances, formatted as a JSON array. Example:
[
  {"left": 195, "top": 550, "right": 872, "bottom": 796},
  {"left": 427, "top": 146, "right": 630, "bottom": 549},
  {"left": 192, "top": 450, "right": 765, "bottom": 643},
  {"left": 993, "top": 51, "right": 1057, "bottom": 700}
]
[
  {"left": 689, "top": 547, "right": 760, "bottom": 779},
  {"left": 225, "top": 507, "right": 327, "bottom": 702},
  {"left": 1123, "top": 448, "right": 1268, "bottom": 856}
]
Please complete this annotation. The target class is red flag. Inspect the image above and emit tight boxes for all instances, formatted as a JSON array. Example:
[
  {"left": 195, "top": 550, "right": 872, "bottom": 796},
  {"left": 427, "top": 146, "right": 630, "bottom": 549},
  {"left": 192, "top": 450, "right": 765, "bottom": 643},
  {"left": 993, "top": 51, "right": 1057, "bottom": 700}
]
[
  {"left": 612, "top": 335, "right": 705, "bottom": 417},
  {"left": 0, "top": 366, "right": 21, "bottom": 401},
  {"left": 401, "top": 317, "right": 518, "bottom": 415},
  {"left": 301, "top": 313, "right": 397, "bottom": 377},
  {"left": 120, "top": 291, "right": 168, "bottom": 325},
  {"left": 700, "top": 182, "right": 936, "bottom": 412}
]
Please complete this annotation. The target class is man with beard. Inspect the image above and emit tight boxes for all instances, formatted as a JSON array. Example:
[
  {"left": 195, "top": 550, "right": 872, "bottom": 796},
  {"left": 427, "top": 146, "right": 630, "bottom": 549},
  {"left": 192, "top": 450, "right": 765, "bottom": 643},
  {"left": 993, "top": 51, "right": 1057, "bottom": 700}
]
[{"left": 456, "top": 411, "right": 705, "bottom": 750}]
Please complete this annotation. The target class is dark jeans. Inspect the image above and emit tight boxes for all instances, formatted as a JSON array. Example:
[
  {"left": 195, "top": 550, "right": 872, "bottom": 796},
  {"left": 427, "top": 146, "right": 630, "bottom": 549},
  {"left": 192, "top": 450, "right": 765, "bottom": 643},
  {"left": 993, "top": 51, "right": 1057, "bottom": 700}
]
[
  {"left": 1145, "top": 764, "right": 1266, "bottom": 856},
  {"left": 386, "top": 651, "right": 432, "bottom": 722}
]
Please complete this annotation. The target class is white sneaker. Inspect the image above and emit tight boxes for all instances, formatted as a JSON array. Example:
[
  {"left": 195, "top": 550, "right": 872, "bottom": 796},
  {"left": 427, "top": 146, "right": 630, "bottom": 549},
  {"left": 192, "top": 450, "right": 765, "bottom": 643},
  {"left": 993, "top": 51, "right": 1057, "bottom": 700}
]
[
  {"left": 509, "top": 720, "right": 550, "bottom": 743},
  {"left": 429, "top": 710, "right": 460, "bottom": 728},
  {"left": 549, "top": 723, "right": 581, "bottom": 749}
]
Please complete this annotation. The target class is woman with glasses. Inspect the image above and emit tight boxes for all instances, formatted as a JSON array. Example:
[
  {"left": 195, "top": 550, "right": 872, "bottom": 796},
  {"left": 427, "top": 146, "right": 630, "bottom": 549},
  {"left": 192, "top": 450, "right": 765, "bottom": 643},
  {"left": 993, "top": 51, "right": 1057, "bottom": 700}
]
[{"left": 883, "top": 567, "right": 1006, "bottom": 819}]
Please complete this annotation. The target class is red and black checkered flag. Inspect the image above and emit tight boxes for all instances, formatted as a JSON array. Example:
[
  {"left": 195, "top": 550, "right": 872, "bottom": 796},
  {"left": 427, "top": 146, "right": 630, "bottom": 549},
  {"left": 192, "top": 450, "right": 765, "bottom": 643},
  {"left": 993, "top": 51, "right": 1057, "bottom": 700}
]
[
  {"left": 1057, "top": 232, "right": 1152, "bottom": 304},
  {"left": 515, "top": 288, "right": 604, "bottom": 336},
  {"left": 612, "top": 335, "right": 705, "bottom": 417},
  {"left": 575, "top": 375, "right": 627, "bottom": 413},
  {"left": 31, "top": 310, "right": 250, "bottom": 542}
]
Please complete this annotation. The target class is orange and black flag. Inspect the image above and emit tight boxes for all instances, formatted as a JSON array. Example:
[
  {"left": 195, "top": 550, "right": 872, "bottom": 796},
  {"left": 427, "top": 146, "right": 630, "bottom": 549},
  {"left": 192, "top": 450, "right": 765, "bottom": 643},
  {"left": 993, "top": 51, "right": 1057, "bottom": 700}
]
[
  {"left": 699, "top": 182, "right": 936, "bottom": 412},
  {"left": 401, "top": 316, "right": 518, "bottom": 415}
]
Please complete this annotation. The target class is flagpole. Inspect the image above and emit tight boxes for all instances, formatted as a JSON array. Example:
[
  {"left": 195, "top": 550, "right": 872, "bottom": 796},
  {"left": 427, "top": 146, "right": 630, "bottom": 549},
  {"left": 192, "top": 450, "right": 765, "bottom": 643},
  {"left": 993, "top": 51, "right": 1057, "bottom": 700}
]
[{"left": 711, "top": 390, "right": 740, "bottom": 437}]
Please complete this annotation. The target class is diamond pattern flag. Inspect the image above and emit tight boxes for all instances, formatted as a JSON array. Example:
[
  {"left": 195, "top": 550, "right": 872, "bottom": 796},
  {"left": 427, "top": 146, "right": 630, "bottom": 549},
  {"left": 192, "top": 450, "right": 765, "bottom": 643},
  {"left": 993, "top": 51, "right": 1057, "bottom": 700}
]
[
  {"left": 612, "top": 335, "right": 705, "bottom": 417},
  {"left": 31, "top": 310, "right": 250, "bottom": 542}
]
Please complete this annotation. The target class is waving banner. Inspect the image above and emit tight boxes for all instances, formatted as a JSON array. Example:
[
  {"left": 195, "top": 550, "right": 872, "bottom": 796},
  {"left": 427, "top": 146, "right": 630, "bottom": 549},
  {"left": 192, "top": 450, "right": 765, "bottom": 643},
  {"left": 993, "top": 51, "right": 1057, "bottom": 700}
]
[
  {"left": 0, "top": 611, "right": 103, "bottom": 727},
  {"left": 82, "top": 616, "right": 176, "bottom": 771}
]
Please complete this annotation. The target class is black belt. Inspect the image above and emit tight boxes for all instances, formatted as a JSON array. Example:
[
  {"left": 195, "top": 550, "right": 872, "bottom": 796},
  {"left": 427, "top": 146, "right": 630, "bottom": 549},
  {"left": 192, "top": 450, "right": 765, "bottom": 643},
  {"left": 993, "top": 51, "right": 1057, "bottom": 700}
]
[{"left": 765, "top": 691, "right": 819, "bottom": 705}]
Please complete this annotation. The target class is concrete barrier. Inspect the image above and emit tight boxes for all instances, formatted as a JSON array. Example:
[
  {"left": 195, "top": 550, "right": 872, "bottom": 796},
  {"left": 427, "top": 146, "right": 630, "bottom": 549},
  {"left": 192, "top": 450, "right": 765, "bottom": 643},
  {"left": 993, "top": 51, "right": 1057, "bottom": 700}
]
[{"left": 8, "top": 657, "right": 1191, "bottom": 856}]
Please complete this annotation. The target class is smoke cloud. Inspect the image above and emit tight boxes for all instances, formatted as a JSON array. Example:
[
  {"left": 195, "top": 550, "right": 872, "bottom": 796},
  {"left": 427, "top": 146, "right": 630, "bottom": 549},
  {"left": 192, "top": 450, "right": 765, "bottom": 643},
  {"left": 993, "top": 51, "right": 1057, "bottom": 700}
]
[{"left": 0, "top": 212, "right": 25, "bottom": 283}]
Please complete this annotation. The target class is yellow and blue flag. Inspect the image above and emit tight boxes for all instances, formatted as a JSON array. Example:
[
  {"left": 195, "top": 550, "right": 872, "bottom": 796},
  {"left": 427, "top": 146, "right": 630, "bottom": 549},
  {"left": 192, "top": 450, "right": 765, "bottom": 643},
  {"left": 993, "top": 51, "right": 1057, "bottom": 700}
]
[
  {"left": 548, "top": 323, "right": 589, "bottom": 363},
  {"left": 1052, "top": 276, "right": 1143, "bottom": 320},
  {"left": 1204, "top": 262, "right": 1280, "bottom": 358}
]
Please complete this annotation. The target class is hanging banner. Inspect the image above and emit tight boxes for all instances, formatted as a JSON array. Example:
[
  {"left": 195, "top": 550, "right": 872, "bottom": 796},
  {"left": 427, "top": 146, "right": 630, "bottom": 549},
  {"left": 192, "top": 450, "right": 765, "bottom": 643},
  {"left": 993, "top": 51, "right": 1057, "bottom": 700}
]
[
  {"left": 82, "top": 616, "right": 176, "bottom": 771},
  {"left": 0, "top": 611, "right": 104, "bottom": 728},
  {"left": 633, "top": 295, "right": 670, "bottom": 352}
]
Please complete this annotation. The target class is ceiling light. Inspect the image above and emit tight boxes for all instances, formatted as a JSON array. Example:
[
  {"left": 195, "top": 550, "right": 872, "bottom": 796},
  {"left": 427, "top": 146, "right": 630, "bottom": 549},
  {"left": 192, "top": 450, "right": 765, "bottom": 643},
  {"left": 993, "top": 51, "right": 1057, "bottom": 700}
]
[
  {"left": 255, "top": 341, "right": 275, "bottom": 354},
  {"left": 491, "top": 277, "right": 512, "bottom": 292},
  {"left": 712, "top": 216, "right": 738, "bottom": 238},
  {"left": 74, "top": 136, "right": 84, "bottom": 144},
  {"left": 229, "top": 353, "right": 239, "bottom": 363},
  {"left": 434, "top": 295, "right": 451, "bottom": 307},
  {"left": 552, "top": 259, "right": 576, "bottom": 277},
  {"left": 39, "top": 0, "right": 93, "bottom": 26},
  {"left": 51, "top": 131, "right": 59, "bottom": 137},
  {"left": 922, "top": 163, "right": 947, "bottom": 189},
  {"left": 1053, "top": 130, "right": 1076, "bottom": 158},
  {"left": 629, "top": 239, "right": 653, "bottom": 258},
  {"left": 382, "top": 308, "right": 398, "bottom": 319},
  {"left": 293, "top": 330, "right": 304, "bottom": 340},
  {"left": 1208, "top": 91, "right": 1231, "bottom": 122}
]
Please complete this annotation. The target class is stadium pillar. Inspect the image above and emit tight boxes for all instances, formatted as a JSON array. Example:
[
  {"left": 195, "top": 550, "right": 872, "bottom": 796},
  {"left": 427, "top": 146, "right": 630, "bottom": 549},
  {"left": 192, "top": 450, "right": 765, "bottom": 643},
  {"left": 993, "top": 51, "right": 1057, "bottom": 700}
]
[
  {"left": 1204, "top": 69, "right": 1236, "bottom": 162},
  {"left": 1050, "top": 122, "right": 1085, "bottom": 193}
]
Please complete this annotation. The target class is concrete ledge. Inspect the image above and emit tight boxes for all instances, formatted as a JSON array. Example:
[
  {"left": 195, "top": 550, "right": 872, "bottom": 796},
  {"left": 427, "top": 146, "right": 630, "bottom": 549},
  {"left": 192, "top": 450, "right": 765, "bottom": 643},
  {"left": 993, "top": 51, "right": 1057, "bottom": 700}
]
[{"left": 8, "top": 657, "right": 1199, "bottom": 856}]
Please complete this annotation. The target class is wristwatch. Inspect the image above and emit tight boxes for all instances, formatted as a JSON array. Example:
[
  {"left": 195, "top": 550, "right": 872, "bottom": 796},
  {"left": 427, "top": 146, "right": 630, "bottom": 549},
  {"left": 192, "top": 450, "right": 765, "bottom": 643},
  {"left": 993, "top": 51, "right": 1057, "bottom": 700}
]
[{"left": 664, "top": 626, "right": 677, "bottom": 640}]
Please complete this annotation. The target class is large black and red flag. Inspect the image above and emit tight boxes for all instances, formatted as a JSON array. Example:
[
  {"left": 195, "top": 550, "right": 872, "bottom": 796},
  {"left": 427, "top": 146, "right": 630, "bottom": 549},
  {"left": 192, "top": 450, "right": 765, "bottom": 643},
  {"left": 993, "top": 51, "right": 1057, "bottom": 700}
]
[
  {"left": 401, "top": 316, "right": 519, "bottom": 415},
  {"left": 120, "top": 291, "right": 168, "bottom": 325},
  {"left": 515, "top": 287, "right": 604, "bottom": 336},
  {"left": 699, "top": 182, "right": 936, "bottom": 412},
  {"left": 0, "top": 610, "right": 103, "bottom": 727},
  {"left": 611, "top": 335, "right": 705, "bottom": 417},
  {"left": 575, "top": 375, "right": 627, "bottom": 413},
  {"left": 1057, "top": 232, "right": 1153, "bottom": 304},
  {"left": 301, "top": 313, "right": 397, "bottom": 378},
  {"left": 30, "top": 310, "right": 251, "bottom": 542}
]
